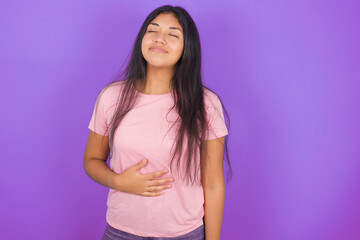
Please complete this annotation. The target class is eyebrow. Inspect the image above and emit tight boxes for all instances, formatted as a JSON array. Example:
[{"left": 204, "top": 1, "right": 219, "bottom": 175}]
[{"left": 149, "top": 22, "right": 183, "bottom": 33}]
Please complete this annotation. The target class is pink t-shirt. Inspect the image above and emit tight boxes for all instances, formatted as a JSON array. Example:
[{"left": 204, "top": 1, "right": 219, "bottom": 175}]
[{"left": 88, "top": 81, "right": 228, "bottom": 237}]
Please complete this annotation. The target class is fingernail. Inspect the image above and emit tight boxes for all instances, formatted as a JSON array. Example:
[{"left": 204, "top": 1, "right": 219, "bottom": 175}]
[{"left": 143, "top": 158, "right": 147, "bottom": 163}]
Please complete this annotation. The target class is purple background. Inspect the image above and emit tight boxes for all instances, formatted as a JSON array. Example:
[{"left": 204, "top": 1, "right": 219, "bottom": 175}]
[{"left": 1, "top": 0, "right": 359, "bottom": 239}]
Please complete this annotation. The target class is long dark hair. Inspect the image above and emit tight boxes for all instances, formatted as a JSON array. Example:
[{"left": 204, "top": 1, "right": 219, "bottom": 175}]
[{"left": 95, "top": 5, "right": 232, "bottom": 186}]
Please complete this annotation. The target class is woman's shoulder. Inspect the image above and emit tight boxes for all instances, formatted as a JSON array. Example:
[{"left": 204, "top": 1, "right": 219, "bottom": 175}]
[
  {"left": 98, "top": 81, "right": 125, "bottom": 100},
  {"left": 202, "top": 86, "right": 221, "bottom": 108},
  {"left": 102, "top": 80, "right": 125, "bottom": 93}
]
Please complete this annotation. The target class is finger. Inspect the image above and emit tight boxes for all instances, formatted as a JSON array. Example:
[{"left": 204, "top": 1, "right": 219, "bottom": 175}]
[
  {"left": 134, "top": 158, "right": 148, "bottom": 171},
  {"left": 146, "top": 169, "right": 169, "bottom": 179},
  {"left": 149, "top": 178, "right": 174, "bottom": 186},
  {"left": 146, "top": 185, "right": 171, "bottom": 192},
  {"left": 142, "top": 191, "right": 164, "bottom": 197}
]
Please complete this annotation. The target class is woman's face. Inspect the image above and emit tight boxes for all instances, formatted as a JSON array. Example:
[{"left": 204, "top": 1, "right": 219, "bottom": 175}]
[{"left": 141, "top": 13, "right": 184, "bottom": 69}]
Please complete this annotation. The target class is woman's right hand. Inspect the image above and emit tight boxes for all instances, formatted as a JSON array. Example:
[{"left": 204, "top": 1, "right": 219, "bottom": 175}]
[{"left": 113, "top": 158, "right": 174, "bottom": 197}]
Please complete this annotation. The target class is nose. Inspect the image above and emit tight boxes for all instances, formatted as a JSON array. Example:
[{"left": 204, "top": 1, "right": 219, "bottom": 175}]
[
  {"left": 155, "top": 38, "right": 165, "bottom": 44},
  {"left": 154, "top": 32, "right": 166, "bottom": 44}
]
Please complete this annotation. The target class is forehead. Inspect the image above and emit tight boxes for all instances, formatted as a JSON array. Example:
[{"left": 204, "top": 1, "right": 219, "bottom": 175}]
[{"left": 148, "top": 13, "right": 183, "bottom": 31}]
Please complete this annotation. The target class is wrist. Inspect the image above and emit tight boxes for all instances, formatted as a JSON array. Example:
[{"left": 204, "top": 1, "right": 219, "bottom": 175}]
[{"left": 108, "top": 171, "right": 121, "bottom": 191}]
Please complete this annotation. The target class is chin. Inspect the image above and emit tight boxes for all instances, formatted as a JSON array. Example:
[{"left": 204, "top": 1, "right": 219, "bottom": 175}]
[
  {"left": 148, "top": 63, "right": 173, "bottom": 69},
  {"left": 146, "top": 59, "right": 174, "bottom": 68}
]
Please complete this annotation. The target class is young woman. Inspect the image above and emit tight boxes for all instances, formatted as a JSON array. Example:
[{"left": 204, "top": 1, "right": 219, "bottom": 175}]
[{"left": 83, "top": 5, "right": 232, "bottom": 240}]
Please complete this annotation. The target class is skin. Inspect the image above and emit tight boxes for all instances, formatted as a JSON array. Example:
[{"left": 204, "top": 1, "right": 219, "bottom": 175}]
[
  {"left": 201, "top": 136, "right": 226, "bottom": 240},
  {"left": 137, "top": 13, "right": 184, "bottom": 94},
  {"left": 83, "top": 13, "right": 225, "bottom": 240}
]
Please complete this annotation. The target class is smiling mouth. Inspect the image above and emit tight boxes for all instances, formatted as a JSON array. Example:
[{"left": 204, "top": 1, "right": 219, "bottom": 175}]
[{"left": 150, "top": 48, "right": 167, "bottom": 53}]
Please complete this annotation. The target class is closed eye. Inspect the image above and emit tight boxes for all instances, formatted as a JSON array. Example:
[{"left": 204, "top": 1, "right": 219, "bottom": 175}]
[{"left": 147, "top": 30, "right": 179, "bottom": 38}]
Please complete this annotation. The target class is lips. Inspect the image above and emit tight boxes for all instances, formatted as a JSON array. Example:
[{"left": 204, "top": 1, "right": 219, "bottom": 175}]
[{"left": 149, "top": 46, "right": 168, "bottom": 53}]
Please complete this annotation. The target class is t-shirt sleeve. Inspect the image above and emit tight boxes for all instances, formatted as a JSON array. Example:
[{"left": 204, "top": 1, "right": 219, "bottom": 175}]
[
  {"left": 205, "top": 93, "right": 228, "bottom": 140},
  {"left": 88, "top": 88, "right": 110, "bottom": 136}
]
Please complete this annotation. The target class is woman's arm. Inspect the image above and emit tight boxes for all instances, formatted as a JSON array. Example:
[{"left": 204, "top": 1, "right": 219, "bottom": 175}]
[
  {"left": 83, "top": 130, "right": 118, "bottom": 189},
  {"left": 83, "top": 130, "right": 175, "bottom": 196},
  {"left": 201, "top": 136, "right": 226, "bottom": 240}
]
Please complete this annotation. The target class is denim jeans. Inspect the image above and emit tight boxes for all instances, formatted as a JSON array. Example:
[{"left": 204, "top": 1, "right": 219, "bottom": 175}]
[{"left": 101, "top": 220, "right": 205, "bottom": 240}]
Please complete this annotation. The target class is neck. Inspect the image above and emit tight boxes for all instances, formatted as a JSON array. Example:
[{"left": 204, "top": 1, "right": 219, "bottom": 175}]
[{"left": 138, "top": 65, "right": 174, "bottom": 94}]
